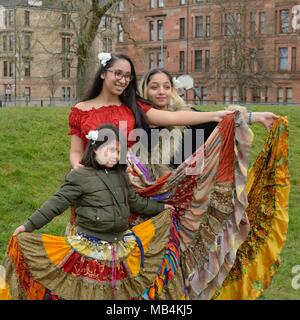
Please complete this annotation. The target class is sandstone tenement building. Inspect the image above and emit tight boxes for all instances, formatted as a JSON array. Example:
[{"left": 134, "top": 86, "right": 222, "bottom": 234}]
[
  {"left": 0, "top": 0, "right": 118, "bottom": 106},
  {"left": 116, "top": 0, "right": 300, "bottom": 104}
]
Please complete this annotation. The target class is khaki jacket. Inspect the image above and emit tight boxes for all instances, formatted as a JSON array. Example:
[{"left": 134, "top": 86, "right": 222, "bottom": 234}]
[{"left": 24, "top": 167, "right": 164, "bottom": 242}]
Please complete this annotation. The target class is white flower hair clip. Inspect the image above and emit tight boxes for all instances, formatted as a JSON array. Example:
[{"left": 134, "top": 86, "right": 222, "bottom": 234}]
[
  {"left": 98, "top": 52, "right": 112, "bottom": 67},
  {"left": 172, "top": 77, "right": 183, "bottom": 90},
  {"left": 86, "top": 130, "right": 99, "bottom": 144}
]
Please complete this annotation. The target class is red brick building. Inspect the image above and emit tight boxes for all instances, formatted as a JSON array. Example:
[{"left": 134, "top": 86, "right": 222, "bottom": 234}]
[{"left": 116, "top": 0, "right": 300, "bottom": 104}]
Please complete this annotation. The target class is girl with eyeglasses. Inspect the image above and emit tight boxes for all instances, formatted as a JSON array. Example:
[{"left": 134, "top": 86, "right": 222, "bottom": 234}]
[{"left": 68, "top": 53, "right": 233, "bottom": 170}]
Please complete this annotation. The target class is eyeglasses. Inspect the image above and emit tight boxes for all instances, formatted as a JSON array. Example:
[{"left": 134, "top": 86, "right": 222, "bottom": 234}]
[{"left": 106, "top": 69, "right": 133, "bottom": 82}]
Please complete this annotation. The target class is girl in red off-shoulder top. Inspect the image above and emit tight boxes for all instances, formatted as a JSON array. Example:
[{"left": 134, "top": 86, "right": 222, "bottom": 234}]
[
  {"left": 69, "top": 101, "right": 151, "bottom": 150},
  {"left": 69, "top": 52, "right": 233, "bottom": 169}
]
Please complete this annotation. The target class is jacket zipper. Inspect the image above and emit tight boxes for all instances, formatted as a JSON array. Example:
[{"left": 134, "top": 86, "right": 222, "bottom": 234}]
[{"left": 104, "top": 168, "right": 117, "bottom": 227}]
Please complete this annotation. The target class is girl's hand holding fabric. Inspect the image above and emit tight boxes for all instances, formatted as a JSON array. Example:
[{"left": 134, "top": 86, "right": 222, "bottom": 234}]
[
  {"left": 252, "top": 112, "right": 280, "bottom": 131},
  {"left": 213, "top": 110, "right": 234, "bottom": 122},
  {"left": 164, "top": 204, "right": 175, "bottom": 210},
  {"left": 13, "top": 225, "right": 26, "bottom": 236}
]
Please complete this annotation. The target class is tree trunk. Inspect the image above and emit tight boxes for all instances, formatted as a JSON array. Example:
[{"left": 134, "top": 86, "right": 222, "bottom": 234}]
[
  {"left": 75, "top": 0, "right": 120, "bottom": 100},
  {"left": 76, "top": 46, "right": 88, "bottom": 100}
]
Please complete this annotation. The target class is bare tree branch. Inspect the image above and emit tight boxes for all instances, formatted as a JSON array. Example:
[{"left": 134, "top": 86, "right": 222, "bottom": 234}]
[{"left": 207, "top": 1, "right": 273, "bottom": 103}]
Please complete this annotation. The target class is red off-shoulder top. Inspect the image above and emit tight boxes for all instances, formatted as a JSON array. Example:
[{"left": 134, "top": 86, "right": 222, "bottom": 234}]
[{"left": 68, "top": 101, "right": 151, "bottom": 148}]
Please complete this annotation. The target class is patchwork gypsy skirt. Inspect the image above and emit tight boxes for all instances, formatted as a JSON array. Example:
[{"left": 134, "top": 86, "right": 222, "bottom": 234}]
[
  {"left": 214, "top": 116, "right": 289, "bottom": 300},
  {"left": 0, "top": 210, "right": 186, "bottom": 300},
  {"left": 127, "top": 112, "right": 290, "bottom": 300}
]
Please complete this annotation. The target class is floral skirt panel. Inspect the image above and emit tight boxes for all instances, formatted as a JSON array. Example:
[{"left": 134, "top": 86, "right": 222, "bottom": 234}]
[
  {"left": 127, "top": 111, "right": 254, "bottom": 299},
  {"left": 0, "top": 210, "right": 186, "bottom": 300},
  {"left": 214, "top": 117, "right": 289, "bottom": 300}
]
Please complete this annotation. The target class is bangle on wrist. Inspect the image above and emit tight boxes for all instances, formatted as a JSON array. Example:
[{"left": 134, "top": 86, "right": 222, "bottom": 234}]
[{"left": 248, "top": 112, "right": 252, "bottom": 125}]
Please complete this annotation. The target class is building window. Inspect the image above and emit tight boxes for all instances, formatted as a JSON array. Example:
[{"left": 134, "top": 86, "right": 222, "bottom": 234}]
[
  {"left": 150, "top": 0, "right": 164, "bottom": 8},
  {"left": 24, "top": 34, "right": 31, "bottom": 50},
  {"left": 104, "top": 15, "right": 112, "bottom": 29},
  {"left": 179, "top": 51, "right": 185, "bottom": 72},
  {"left": 257, "top": 48, "right": 265, "bottom": 71},
  {"left": 261, "top": 87, "right": 268, "bottom": 103},
  {"left": 147, "top": 51, "right": 165, "bottom": 68},
  {"left": 61, "top": 13, "right": 71, "bottom": 29},
  {"left": 148, "top": 50, "right": 164, "bottom": 68},
  {"left": 250, "top": 12, "right": 256, "bottom": 36},
  {"left": 277, "top": 88, "right": 293, "bottom": 103},
  {"left": 62, "top": 36, "right": 71, "bottom": 53},
  {"left": 24, "top": 10, "right": 30, "bottom": 26},
  {"left": 179, "top": 18, "right": 185, "bottom": 39},
  {"left": 157, "top": 20, "right": 163, "bottom": 41},
  {"left": 252, "top": 87, "right": 261, "bottom": 103},
  {"left": 236, "top": 13, "right": 241, "bottom": 34},
  {"left": 24, "top": 87, "right": 31, "bottom": 102},
  {"left": 3, "top": 35, "right": 7, "bottom": 51},
  {"left": 118, "top": 0, "right": 124, "bottom": 11},
  {"left": 194, "top": 50, "right": 202, "bottom": 71},
  {"left": 280, "top": 9, "right": 289, "bottom": 33},
  {"left": 158, "top": 0, "right": 164, "bottom": 7},
  {"left": 3, "top": 61, "right": 14, "bottom": 77},
  {"left": 62, "top": 87, "right": 71, "bottom": 101},
  {"left": 5, "top": 10, "right": 14, "bottom": 27},
  {"left": 103, "top": 37, "right": 112, "bottom": 52},
  {"left": 279, "top": 47, "right": 288, "bottom": 71},
  {"left": 148, "top": 52, "right": 155, "bottom": 69},
  {"left": 157, "top": 51, "right": 163, "bottom": 67},
  {"left": 180, "top": 0, "right": 187, "bottom": 4},
  {"left": 258, "top": 12, "right": 265, "bottom": 34},
  {"left": 62, "top": 60, "right": 71, "bottom": 79},
  {"left": 24, "top": 60, "right": 31, "bottom": 77},
  {"left": 250, "top": 49, "right": 256, "bottom": 72},
  {"left": 223, "top": 87, "right": 237, "bottom": 103},
  {"left": 253, "top": 87, "right": 268, "bottom": 103},
  {"left": 194, "top": 87, "right": 199, "bottom": 101},
  {"left": 200, "top": 87, "right": 207, "bottom": 101},
  {"left": 149, "top": 20, "right": 155, "bottom": 41},
  {"left": 117, "top": 23, "right": 124, "bottom": 42},
  {"left": 195, "top": 16, "right": 204, "bottom": 37},
  {"left": 286, "top": 88, "right": 293, "bottom": 103},
  {"left": 277, "top": 88, "right": 284, "bottom": 103},
  {"left": 150, "top": 0, "right": 156, "bottom": 8},
  {"left": 205, "top": 50, "right": 210, "bottom": 72},
  {"left": 292, "top": 47, "right": 297, "bottom": 71},
  {"left": 225, "top": 13, "right": 234, "bottom": 36},
  {"left": 9, "top": 34, "right": 14, "bottom": 52},
  {"left": 206, "top": 16, "right": 211, "bottom": 37},
  {"left": 224, "top": 87, "right": 231, "bottom": 103}
]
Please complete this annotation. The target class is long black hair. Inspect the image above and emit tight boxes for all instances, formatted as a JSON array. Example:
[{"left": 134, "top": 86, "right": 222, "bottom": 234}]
[
  {"left": 81, "top": 123, "right": 126, "bottom": 171},
  {"left": 81, "top": 53, "right": 148, "bottom": 130}
]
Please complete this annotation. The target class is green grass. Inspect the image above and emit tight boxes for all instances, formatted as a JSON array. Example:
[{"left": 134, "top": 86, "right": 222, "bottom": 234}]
[
  {"left": 0, "top": 107, "right": 71, "bottom": 255},
  {"left": 0, "top": 105, "right": 299, "bottom": 299}
]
